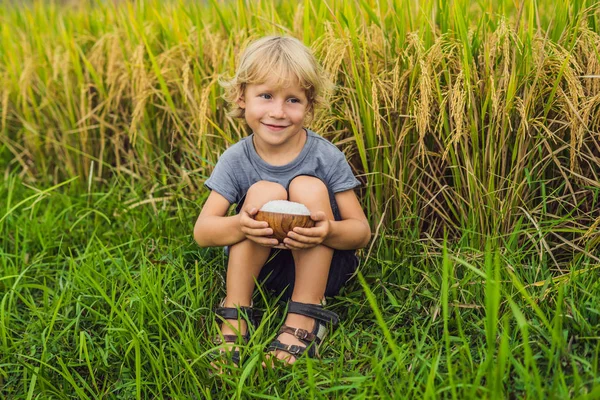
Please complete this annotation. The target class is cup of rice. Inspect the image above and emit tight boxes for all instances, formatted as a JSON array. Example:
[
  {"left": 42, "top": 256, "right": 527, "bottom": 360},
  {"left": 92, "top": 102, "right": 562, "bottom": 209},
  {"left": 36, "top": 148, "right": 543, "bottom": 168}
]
[{"left": 254, "top": 200, "right": 315, "bottom": 244}]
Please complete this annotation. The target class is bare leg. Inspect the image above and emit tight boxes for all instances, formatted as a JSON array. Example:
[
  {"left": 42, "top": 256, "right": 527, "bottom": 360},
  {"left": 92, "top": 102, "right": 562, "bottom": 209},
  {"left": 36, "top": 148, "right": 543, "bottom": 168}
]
[
  {"left": 215, "top": 181, "right": 286, "bottom": 368},
  {"left": 223, "top": 238, "right": 271, "bottom": 308},
  {"left": 269, "top": 176, "right": 335, "bottom": 364}
]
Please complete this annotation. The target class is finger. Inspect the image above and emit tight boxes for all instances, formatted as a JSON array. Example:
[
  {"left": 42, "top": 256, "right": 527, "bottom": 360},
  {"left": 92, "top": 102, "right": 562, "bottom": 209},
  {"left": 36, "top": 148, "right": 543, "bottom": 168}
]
[
  {"left": 253, "top": 232, "right": 277, "bottom": 243},
  {"left": 246, "top": 221, "right": 270, "bottom": 231},
  {"left": 310, "top": 211, "right": 326, "bottom": 221},
  {"left": 241, "top": 214, "right": 270, "bottom": 229},
  {"left": 248, "top": 235, "right": 279, "bottom": 247},
  {"left": 240, "top": 222, "right": 273, "bottom": 231},
  {"left": 242, "top": 207, "right": 263, "bottom": 221},
  {"left": 244, "top": 206, "right": 258, "bottom": 215},
  {"left": 287, "top": 233, "right": 312, "bottom": 243},
  {"left": 242, "top": 226, "right": 273, "bottom": 237},
  {"left": 290, "top": 227, "right": 321, "bottom": 237},
  {"left": 283, "top": 237, "right": 312, "bottom": 250}
]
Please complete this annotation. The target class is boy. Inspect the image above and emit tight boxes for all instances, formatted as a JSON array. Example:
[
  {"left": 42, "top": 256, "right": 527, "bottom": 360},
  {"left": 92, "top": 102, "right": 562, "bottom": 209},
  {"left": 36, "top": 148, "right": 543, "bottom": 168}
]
[{"left": 193, "top": 36, "right": 371, "bottom": 367}]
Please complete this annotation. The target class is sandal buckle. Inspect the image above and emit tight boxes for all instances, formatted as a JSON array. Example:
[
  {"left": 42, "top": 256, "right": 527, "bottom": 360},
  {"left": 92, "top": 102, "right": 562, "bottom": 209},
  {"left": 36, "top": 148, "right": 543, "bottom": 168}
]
[
  {"left": 287, "top": 345, "right": 303, "bottom": 356},
  {"left": 294, "top": 328, "right": 309, "bottom": 340}
]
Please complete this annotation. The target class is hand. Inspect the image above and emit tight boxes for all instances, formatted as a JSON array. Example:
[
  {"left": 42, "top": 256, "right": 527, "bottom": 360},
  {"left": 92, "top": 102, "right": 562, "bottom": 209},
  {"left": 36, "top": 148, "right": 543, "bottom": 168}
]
[
  {"left": 282, "top": 211, "right": 331, "bottom": 250},
  {"left": 239, "top": 207, "right": 279, "bottom": 247}
]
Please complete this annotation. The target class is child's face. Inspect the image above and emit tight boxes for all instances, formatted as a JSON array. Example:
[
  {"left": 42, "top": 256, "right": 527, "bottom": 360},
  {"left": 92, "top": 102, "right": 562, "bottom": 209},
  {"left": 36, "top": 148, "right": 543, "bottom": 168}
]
[{"left": 237, "top": 76, "right": 309, "bottom": 149}]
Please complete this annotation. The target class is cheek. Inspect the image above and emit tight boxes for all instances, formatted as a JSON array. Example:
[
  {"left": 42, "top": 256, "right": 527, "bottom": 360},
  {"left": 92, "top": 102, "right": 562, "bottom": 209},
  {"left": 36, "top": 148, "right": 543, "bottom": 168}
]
[
  {"left": 244, "top": 106, "right": 262, "bottom": 118},
  {"left": 289, "top": 107, "right": 308, "bottom": 122},
  {"left": 252, "top": 103, "right": 270, "bottom": 114}
]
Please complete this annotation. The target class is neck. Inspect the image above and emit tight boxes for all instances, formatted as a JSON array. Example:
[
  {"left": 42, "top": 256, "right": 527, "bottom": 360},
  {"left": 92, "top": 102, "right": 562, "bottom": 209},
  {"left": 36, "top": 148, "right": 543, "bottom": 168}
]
[{"left": 253, "top": 129, "right": 307, "bottom": 166}]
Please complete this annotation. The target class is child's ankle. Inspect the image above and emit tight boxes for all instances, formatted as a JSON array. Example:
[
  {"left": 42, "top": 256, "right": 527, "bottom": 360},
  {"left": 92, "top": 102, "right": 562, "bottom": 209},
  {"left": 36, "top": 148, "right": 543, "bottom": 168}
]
[
  {"left": 285, "top": 313, "right": 315, "bottom": 331},
  {"left": 221, "top": 319, "right": 248, "bottom": 335},
  {"left": 290, "top": 296, "right": 325, "bottom": 306},
  {"left": 223, "top": 297, "right": 252, "bottom": 308}
]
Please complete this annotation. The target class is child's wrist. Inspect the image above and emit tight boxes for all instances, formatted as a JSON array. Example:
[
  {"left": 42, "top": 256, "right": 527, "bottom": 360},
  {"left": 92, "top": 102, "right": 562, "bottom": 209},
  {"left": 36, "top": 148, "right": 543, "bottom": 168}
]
[{"left": 322, "top": 219, "right": 335, "bottom": 245}]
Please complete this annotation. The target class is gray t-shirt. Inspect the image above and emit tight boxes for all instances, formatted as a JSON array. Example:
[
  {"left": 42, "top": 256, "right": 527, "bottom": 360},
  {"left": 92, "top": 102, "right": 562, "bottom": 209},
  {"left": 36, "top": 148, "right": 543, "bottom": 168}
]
[{"left": 204, "top": 128, "right": 361, "bottom": 219}]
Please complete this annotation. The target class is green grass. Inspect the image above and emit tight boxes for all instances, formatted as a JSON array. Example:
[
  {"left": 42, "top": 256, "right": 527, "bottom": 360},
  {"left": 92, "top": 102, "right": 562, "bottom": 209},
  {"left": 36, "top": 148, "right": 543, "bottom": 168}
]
[
  {"left": 1, "top": 172, "right": 599, "bottom": 398},
  {"left": 1, "top": 0, "right": 599, "bottom": 249}
]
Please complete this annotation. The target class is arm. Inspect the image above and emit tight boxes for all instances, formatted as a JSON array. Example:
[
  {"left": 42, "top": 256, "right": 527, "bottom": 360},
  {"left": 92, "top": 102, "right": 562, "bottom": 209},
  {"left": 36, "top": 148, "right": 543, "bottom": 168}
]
[
  {"left": 322, "top": 189, "right": 371, "bottom": 250},
  {"left": 193, "top": 190, "right": 246, "bottom": 247},
  {"left": 194, "top": 190, "right": 278, "bottom": 248}
]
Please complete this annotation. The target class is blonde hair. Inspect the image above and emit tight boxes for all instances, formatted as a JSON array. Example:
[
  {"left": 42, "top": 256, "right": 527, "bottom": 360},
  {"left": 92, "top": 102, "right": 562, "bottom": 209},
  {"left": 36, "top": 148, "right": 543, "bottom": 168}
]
[{"left": 220, "top": 36, "right": 332, "bottom": 121}]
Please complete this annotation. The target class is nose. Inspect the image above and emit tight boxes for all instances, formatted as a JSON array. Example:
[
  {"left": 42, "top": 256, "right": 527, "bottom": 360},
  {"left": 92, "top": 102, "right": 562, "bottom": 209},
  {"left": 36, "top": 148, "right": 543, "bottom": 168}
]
[{"left": 269, "top": 101, "right": 286, "bottom": 119}]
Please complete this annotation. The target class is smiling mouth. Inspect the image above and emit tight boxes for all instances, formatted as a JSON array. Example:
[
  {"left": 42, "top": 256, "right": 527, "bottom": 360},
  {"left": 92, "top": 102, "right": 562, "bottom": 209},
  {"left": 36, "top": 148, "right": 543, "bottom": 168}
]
[{"left": 262, "top": 122, "right": 290, "bottom": 128}]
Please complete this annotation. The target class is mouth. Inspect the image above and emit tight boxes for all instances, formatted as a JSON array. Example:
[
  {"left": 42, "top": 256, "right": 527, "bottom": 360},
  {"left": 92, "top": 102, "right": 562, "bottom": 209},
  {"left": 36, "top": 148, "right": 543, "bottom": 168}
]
[{"left": 262, "top": 122, "right": 290, "bottom": 131}]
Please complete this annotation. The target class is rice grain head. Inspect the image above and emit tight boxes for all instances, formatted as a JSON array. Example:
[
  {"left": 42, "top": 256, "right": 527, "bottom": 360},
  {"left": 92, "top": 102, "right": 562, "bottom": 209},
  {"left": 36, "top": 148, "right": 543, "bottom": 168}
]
[
  {"left": 292, "top": 3, "right": 304, "bottom": 37},
  {"left": 88, "top": 34, "right": 108, "bottom": 80},
  {"left": 197, "top": 79, "right": 214, "bottom": 146},
  {"left": 130, "top": 44, "right": 151, "bottom": 141},
  {"left": 203, "top": 25, "right": 228, "bottom": 71},
  {"left": 488, "top": 18, "right": 512, "bottom": 117},
  {"left": 515, "top": 97, "right": 530, "bottom": 138},
  {"left": 583, "top": 214, "right": 600, "bottom": 241},
  {"left": 19, "top": 58, "right": 35, "bottom": 103},
  {"left": 131, "top": 44, "right": 148, "bottom": 100},
  {"left": 367, "top": 25, "right": 385, "bottom": 60},
  {"left": 552, "top": 44, "right": 585, "bottom": 172},
  {"left": 416, "top": 57, "right": 432, "bottom": 163},
  {"left": 51, "top": 46, "right": 63, "bottom": 82},
  {"left": 575, "top": 27, "right": 600, "bottom": 95},
  {"left": 182, "top": 57, "right": 192, "bottom": 104},
  {"left": 372, "top": 78, "right": 382, "bottom": 138},
  {"left": 498, "top": 18, "right": 511, "bottom": 94},
  {"left": 444, "top": 70, "right": 466, "bottom": 161},
  {"left": 106, "top": 33, "right": 121, "bottom": 89},
  {"left": 316, "top": 23, "right": 347, "bottom": 86},
  {"left": 392, "top": 55, "right": 402, "bottom": 109}
]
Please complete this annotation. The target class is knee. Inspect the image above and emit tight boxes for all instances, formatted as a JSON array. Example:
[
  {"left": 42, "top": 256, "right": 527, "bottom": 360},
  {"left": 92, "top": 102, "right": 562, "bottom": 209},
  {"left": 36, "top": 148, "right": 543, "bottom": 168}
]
[
  {"left": 246, "top": 180, "right": 287, "bottom": 205},
  {"left": 288, "top": 176, "right": 329, "bottom": 203}
]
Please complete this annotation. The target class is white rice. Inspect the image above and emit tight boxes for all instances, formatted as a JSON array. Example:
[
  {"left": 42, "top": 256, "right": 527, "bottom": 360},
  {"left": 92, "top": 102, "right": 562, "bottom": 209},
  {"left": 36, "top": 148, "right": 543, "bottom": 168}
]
[{"left": 260, "top": 200, "right": 310, "bottom": 215}]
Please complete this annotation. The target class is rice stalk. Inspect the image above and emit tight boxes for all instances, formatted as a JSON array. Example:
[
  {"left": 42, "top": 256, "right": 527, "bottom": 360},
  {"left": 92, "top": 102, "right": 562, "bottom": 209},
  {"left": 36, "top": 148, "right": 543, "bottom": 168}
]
[
  {"left": 444, "top": 69, "right": 466, "bottom": 161},
  {"left": 411, "top": 34, "right": 431, "bottom": 163},
  {"left": 0, "top": 0, "right": 598, "bottom": 260}
]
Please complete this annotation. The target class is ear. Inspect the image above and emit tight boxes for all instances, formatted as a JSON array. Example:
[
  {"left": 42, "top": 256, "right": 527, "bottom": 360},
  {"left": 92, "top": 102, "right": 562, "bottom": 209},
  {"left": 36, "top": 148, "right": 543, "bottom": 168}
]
[{"left": 236, "top": 94, "right": 246, "bottom": 109}]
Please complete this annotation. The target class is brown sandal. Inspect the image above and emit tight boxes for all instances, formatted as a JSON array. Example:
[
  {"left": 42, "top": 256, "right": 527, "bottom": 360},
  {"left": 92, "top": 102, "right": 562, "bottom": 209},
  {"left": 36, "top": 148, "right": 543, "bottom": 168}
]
[
  {"left": 267, "top": 300, "right": 339, "bottom": 359},
  {"left": 211, "top": 299, "right": 260, "bottom": 366}
]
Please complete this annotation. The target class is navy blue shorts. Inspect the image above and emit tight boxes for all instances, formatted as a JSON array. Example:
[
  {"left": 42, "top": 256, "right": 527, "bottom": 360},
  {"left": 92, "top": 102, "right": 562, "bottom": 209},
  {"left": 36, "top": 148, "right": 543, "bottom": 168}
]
[
  {"left": 224, "top": 191, "right": 360, "bottom": 301},
  {"left": 254, "top": 247, "right": 359, "bottom": 300}
]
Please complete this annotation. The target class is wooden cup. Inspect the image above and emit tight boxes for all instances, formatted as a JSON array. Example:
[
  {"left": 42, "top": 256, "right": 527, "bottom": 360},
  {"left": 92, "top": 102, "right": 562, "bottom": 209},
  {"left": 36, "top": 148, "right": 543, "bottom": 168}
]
[{"left": 254, "top": 210, "right": 315, "bottom": 243}]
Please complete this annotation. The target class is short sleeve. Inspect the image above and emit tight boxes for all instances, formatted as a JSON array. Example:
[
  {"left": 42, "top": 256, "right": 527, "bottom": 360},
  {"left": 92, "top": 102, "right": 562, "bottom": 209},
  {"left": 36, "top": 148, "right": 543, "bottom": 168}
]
[
  {"left": 204, "top": 157, "right": 240, "bottom": 204},
  {"left": 326, "top": 150, "right": 361, "bottom": 193}
]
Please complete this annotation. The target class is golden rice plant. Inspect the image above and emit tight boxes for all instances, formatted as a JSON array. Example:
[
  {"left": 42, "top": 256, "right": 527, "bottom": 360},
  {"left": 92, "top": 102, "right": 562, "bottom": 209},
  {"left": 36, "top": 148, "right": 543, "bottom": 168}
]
[{"left": 1, "top": 0, "right": 599, "bottom": 264}]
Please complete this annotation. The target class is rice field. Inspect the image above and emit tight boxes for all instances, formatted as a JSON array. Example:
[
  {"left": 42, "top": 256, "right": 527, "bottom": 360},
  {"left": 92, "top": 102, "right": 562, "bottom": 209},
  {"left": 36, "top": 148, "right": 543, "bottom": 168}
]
[{"left": 1, "top": 0, "right": 600, "bottom": 398}]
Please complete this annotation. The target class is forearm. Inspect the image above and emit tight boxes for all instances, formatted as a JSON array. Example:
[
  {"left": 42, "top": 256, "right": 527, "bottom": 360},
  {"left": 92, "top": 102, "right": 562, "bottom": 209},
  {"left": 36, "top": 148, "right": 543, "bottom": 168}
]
[
  {"left": 323, "top": 219, "right": 371, "bottom": 250},
  {"left": 193, "top": 214, "right": 246, "bottom": 247}
]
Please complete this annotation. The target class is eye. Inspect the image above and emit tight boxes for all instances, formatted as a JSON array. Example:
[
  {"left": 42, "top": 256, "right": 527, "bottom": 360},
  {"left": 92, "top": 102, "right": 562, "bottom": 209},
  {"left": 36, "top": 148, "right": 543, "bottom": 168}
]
[
  {"left": 259, "top": 93, "right": 272, "bottom": 100},
  {"left": 288, "top": 98, "right": 302, "bottom": 104}
]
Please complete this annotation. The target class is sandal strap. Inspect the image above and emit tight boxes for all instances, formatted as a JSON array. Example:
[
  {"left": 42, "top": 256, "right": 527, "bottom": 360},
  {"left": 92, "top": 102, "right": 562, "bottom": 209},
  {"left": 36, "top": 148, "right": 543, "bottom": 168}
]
[
  {"left": 211, "top": 331, "right": 249, "bottom": 366},
  {"left": 267, "top": 339, "right": 315, "bottom": 358},
  {"left": 215, "top": 305, "right": 257, "bottom": 322},
  {"left": 231, "top": 351, "right": 240, "bottom": 365},
  {"left": 278, "top": 325, "right": 316, "bottom": 342},
  {"left": 288, "top": 301, "right": 339, "bottom": 325},
  {"left": 212, "top": 332, "right": 250, "bottom": 345},
  {"left": 210, "top": 348, "right": 241, "bottom": 366}
]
